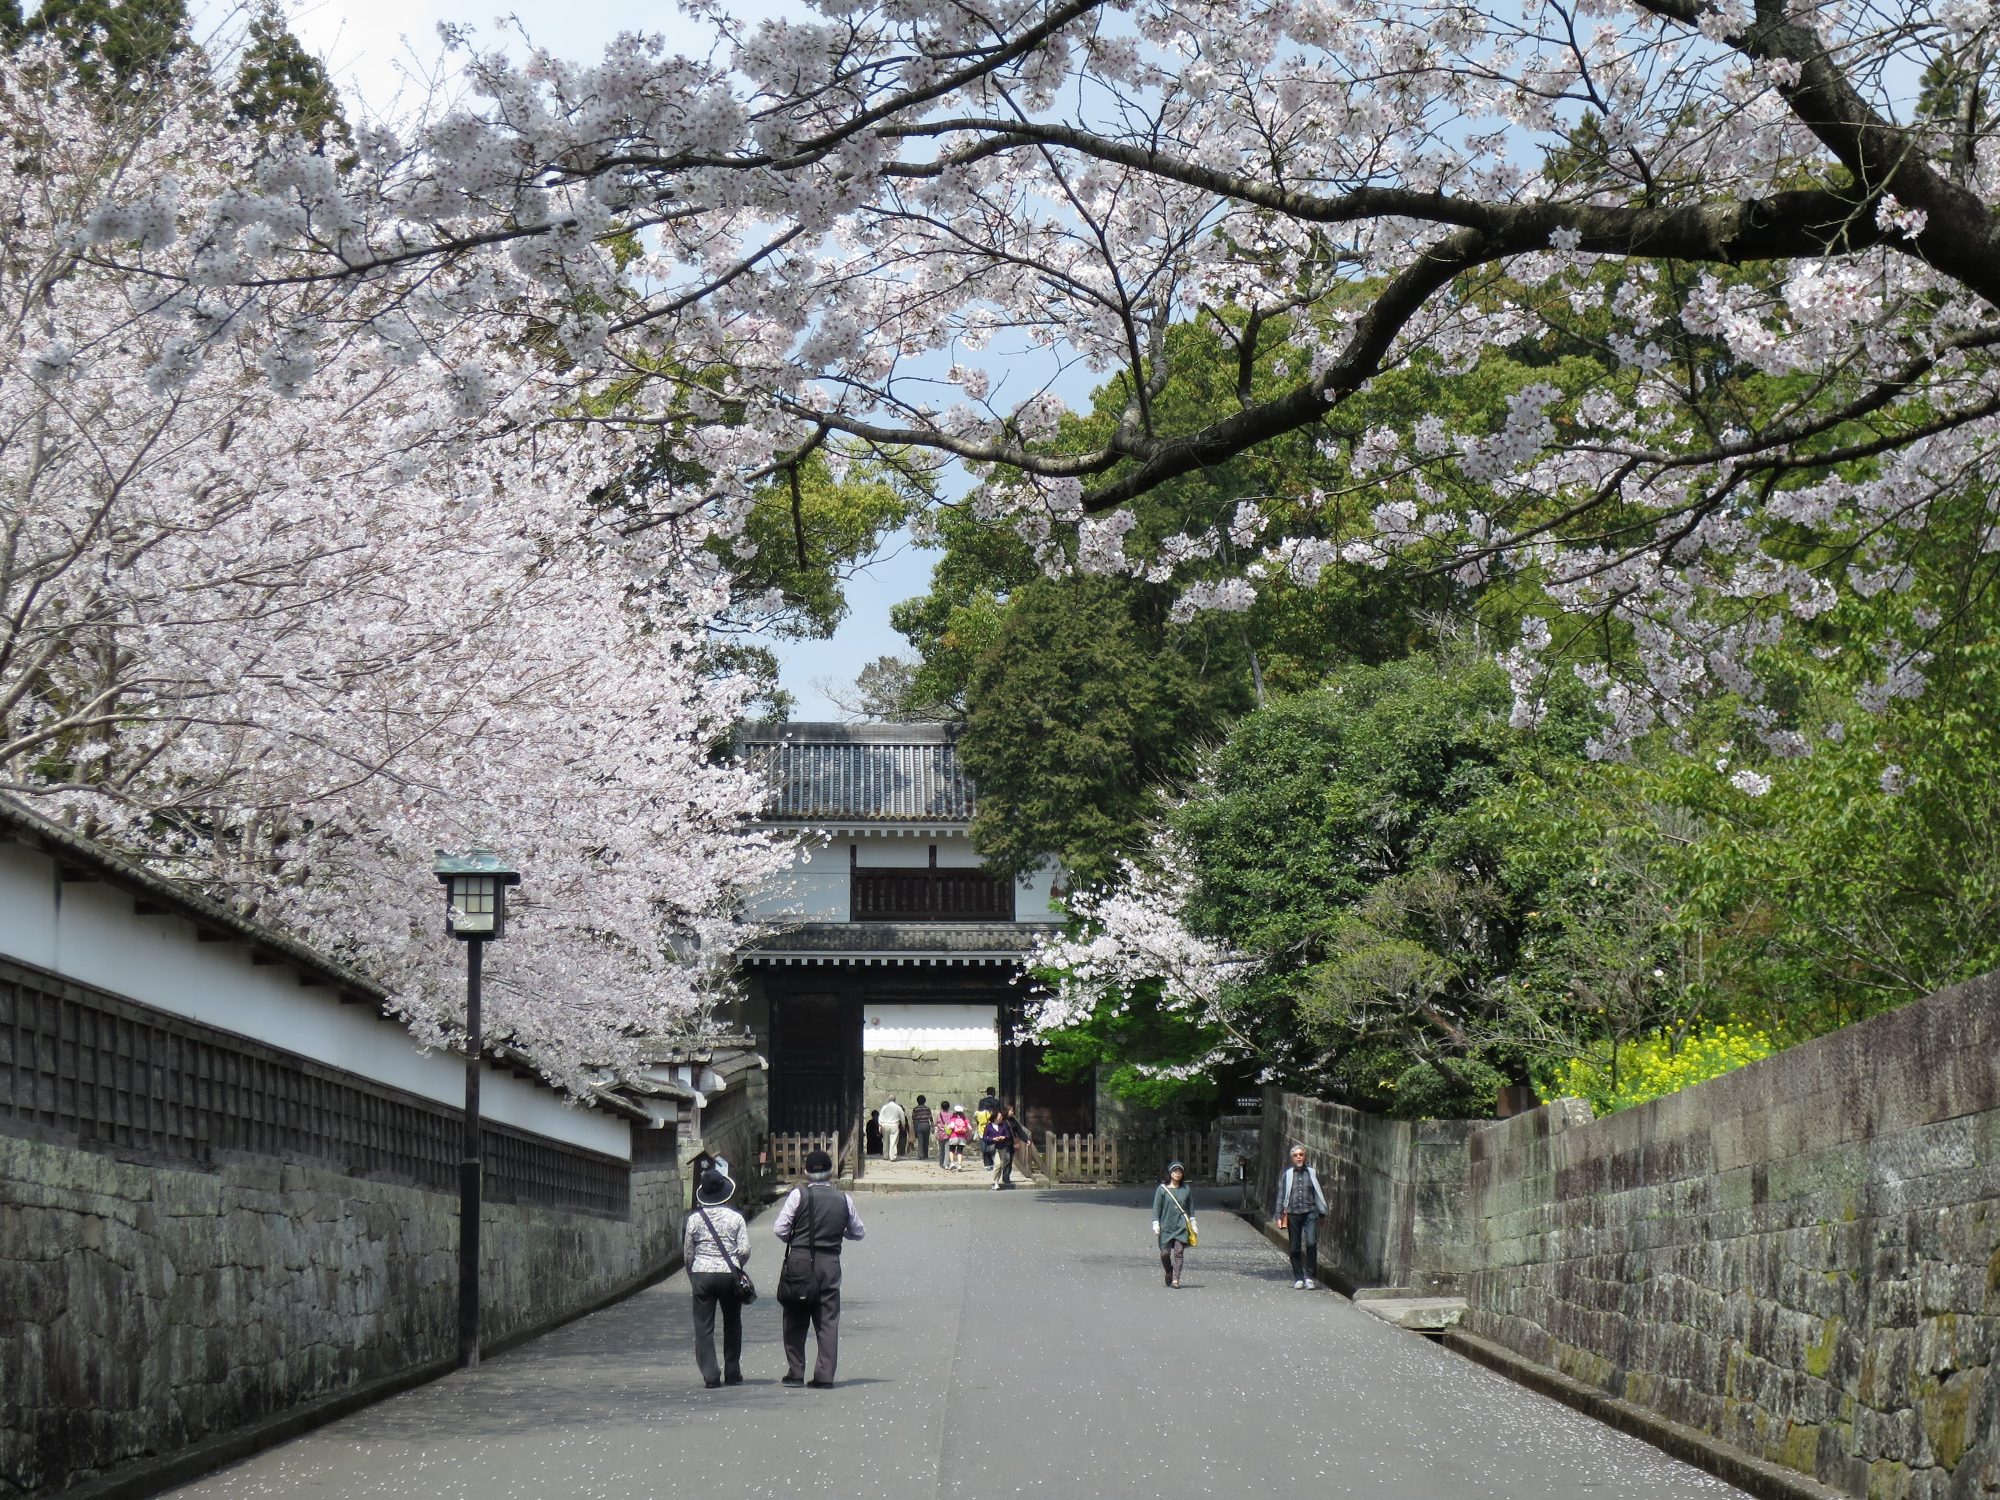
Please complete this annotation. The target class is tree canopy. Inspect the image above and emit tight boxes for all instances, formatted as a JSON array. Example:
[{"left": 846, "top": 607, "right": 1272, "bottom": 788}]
[{"left": 67, "top": 0, "right": 2000, "bottom": 748}]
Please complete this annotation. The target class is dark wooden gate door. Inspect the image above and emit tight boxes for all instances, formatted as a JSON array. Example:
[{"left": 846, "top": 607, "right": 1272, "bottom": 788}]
[{"left": 772, "top": 993, "right": 848, "bottom": 1133}]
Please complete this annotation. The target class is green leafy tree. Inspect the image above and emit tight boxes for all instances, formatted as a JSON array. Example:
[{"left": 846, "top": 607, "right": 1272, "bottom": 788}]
[
  {"left": 1156, "top": 646, "right": 1597, "bottom": 1114},
  {"left": 718, "top": 455, "right": 910, "bottom": 640},
  {"left": 960, "top": 576, "right": 1250, "bottom": 885}
]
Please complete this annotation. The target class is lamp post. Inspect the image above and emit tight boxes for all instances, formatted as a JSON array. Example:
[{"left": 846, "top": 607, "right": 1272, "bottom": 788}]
[{"left": 433, "top": 848, "right": 521, "bottom": 1370}]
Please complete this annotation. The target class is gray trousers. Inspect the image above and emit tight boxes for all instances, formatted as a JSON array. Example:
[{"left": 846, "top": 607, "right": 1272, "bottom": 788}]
[{"left": 782, "top": 1288, "right": 840, "bottom": 1383}]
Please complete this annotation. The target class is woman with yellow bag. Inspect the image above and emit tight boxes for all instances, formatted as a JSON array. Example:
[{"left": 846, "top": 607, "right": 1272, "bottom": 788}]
[{"left": 1150, "top": 1160, "right": 1197, "bottom": 1288}]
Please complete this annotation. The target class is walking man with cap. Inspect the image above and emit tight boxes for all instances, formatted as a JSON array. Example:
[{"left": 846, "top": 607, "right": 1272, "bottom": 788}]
[
  {"left": 1274, "top": 1142, "right": 1330, "bottom": 1289},
  {"left": 772, "top": 1148, "right": 866, "bottom": 1387}
]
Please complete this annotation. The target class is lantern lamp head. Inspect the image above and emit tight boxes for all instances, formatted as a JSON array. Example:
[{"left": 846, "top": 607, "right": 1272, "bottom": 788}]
[{"left": 433, "top": 848, "right": 521, "bottom": 940}]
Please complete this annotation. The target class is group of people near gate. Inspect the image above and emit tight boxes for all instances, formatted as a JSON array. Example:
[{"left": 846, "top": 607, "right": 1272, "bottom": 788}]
[
  {"left": 679, "top": 1138, "right": 1335, "bottom": 1388},
  {"left": 868, "top": 1088, "right": 1032, "bottom": 1188}
]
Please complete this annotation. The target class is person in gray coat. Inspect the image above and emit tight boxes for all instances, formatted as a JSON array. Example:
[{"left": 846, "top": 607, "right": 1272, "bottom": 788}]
[{"left": 1273, "top": 1143, "right": 1330, "bottom": 1289}]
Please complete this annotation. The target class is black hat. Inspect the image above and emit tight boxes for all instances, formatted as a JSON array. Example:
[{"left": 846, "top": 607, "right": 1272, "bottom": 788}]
[
  {"left": 696, "top": 1171, "right": 734, "bottom": 1206},
  {"left": 803, "top": 1148, "right": 834, "bottom": 1176}
]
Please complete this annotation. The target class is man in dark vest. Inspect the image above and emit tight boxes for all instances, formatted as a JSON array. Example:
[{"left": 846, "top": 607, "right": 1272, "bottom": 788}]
[{"left": 772, "top": 1148, "right": 866, "bottom": 1386}]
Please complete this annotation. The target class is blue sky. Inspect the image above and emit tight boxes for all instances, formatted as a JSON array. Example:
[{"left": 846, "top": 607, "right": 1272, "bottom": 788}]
[{"left": 772, "top": 528, "right": 939, "bottom": 719}]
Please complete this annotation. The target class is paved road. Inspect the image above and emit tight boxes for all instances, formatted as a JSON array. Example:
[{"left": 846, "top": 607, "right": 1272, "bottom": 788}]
[{"left": 166, "top": 1187, "right": 1744, "bottom": 1499}]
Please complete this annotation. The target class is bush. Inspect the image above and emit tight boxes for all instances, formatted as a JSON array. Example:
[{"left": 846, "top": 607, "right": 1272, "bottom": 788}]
[{"left": 1547, "top": 1022, "right": 1778, "bottom": 1115}]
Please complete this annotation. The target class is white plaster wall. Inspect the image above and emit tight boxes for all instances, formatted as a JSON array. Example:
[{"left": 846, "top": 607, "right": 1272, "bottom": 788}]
[
  {"left": 1014, "top": 861, "right": 1066, "bottom": 922},
  {"left": 743, "top": 862, "right": 848, "bottom": 921},
  {"left": 850, "top": 831, "right": 983, "bottom": 868},
  {"left": 0, "top": 843, "right": 629, "bottom": 1160},
  {"left": 861, "top": 1002, "right": 998, "bottom": 1051}
]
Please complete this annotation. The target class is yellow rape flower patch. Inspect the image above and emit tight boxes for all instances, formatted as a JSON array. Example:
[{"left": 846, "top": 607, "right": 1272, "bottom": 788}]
[{"left": 1550, "top": 1022, "right": 1779, "bottom": 1116}]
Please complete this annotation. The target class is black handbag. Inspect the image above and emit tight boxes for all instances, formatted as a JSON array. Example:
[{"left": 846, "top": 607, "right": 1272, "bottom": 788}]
[
  {"left": 775, "top": 1186, "right": 826, "bottom": 1307},
  {"left": 695, "top": 1202, "right": 756, "bottom": 1304}
]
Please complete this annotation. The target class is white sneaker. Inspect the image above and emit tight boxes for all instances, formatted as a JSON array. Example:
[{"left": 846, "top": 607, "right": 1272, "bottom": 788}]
[
  {"left": 1305, "top": 1279, "right": 1317, "bottom": 1290},
  {"left": 991, "top": 1182, "right": 1001, "bottom": 1189},
  {"left": 1293, "top": 1279, "right": 1306, "bottom": 1289}
]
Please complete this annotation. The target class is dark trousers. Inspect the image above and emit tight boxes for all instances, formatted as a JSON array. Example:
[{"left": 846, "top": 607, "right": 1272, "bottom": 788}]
[
  {"left": 998, "top": 1146, "right": 1015, "bottom": 1185},
  {"left": 1287, "top": 1213, "right": 1321, "bottom": 1282},
  {"left": 1159, "top": 1241, "right": 1186, "bottom": 1283},
  {"left": 782, "top": 1288, "right": 841, "bottom": 1382},
  {"left": 690, "top": 1272, "right": 742, "bottom": 1384}
]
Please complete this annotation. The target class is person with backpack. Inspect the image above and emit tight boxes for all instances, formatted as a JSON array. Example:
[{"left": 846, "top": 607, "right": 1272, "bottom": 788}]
[
  {"left": 975, "top": 1086, "right": 1002, "bottom": 1169},
  {"left": 683, "top": 1170, "right": 751, "bottom": 1387},
  {"left": 933, "top": 1100, "right": 953, "bottom": 1168},
  {"left": 945, "top": 1106, "right": 973, "bottom": 1170},
  {"left": 999, "top": 1105, "right": 1031, "bottom": 1188},
  {"left": 1150, "top": 1160, "right": 1197, "bottom": 1288},
  {"left": 982, "top": 1111, "right": 1012, "bottom": 1189},
  {"left": 1274, "top": 1142, "right": 1331, "bottom": 1289},
  {"left": 772, "top": 1149, "right": 866, "bottom": 1386}
]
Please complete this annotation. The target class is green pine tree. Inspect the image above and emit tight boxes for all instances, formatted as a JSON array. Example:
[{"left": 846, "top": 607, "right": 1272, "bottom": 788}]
[
  {"left": 11, "top": 0, "right": 189, "bottom": 89},
  {"left": 230, "top": 2, "right": 350, "bottom": 153}
]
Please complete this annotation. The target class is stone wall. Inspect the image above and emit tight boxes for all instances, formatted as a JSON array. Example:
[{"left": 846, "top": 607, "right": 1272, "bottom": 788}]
[
  {"left": 1258, "top": 969, "right": 2000, "bottom": 1500},
  {"left": 0, "top": 1132, "right": 681, "bottom": 1499},
  {"left": 862, "top": 1047, "right": 994, "bottom": 1122},
  {"left": 688, "top": 1071, "right": 769, "bottom": 1194},
  {"left": 1460, "top": 972, "right": 2000, "bottom": 1500},
  {"left": 1252, "top": 1090, "right": 1473, "bottom": 1295}
]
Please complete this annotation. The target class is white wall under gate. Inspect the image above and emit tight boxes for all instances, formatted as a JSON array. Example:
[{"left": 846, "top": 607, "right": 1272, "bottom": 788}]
[{"left": 861, "top": 1002, "right": 998, "bottom": 1052}]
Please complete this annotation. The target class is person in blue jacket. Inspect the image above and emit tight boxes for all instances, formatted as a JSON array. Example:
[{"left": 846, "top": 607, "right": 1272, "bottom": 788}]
[{"left": 1273, "top": 1143, "right": 1329, "bottom": 1289}]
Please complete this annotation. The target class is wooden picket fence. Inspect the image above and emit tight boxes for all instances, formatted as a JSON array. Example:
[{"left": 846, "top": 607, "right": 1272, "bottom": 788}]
[
  {"left": 767, "top": 1131, "right": 838, "bottom": 1180},
  {"left": 1037, "top": 1131, "right": 1217, "bottom": 1185}
]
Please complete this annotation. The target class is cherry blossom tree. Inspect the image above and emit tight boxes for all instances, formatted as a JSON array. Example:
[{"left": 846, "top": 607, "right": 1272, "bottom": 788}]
[
  {"left": 1, "top": 41, "right": 788, "bottom": 1089},
  {"left": 1028, "top": 831, "right": 1259, "bottom": 1080},
  {"left": 71, "top": 0, "right": 2000, "bottom": 755}
]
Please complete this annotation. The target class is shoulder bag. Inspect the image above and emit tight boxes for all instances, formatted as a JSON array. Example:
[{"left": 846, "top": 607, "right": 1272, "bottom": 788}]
[
  {"left": 695, "top": 1202, "right": 757, "bottom": 1304},
  {"left": 775, "top": 1186, "right": 824, "bottom": 1307},
  {"left": 1161, "top": 1184, "right": 1198, "bottom": 1247}
]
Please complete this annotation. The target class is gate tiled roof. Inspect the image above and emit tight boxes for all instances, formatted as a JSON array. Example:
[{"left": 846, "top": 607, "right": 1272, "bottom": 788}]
[{"left": 737, "top": 722, "right": 975, "bottom": 822}]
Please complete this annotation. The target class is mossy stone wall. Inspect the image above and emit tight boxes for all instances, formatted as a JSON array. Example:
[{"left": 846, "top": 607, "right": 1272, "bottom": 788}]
[{"left": 0, "top": 1134, "right": 681, "bottom": 1499}]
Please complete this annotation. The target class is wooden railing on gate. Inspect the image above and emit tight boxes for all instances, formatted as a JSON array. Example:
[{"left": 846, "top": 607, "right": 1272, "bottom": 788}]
[{"left": 1037, "top": 1131, "right": 1217, "bottom": 1184}]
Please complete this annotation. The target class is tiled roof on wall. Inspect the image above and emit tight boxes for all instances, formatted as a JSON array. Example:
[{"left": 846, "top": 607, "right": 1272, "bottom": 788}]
[{"left": 737, "top": 722, "right": 975, "bottom": 822}]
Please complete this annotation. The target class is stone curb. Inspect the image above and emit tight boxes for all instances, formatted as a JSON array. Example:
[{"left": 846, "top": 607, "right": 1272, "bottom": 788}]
[
  {"left": 1443, "top": 1330, "right": 1851, "bottom": 1500},
  {"left": 54, "top": 1202, "right": 768, "bottom": 1500}
]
